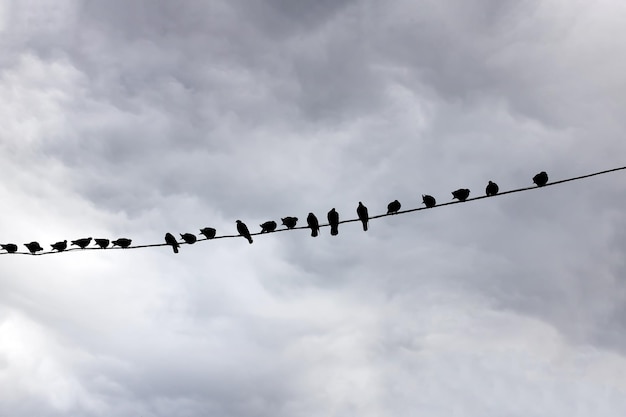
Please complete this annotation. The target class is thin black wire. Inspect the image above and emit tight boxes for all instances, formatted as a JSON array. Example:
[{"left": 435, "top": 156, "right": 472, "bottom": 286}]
[{"left": 4, "top": 166, "right": 626, "bottom": 256}]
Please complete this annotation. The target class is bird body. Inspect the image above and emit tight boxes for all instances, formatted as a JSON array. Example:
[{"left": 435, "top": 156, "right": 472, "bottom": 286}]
[
  {"left": 307, "top": 213, "right": 320, "bottom": 237},
  {"left": 1, "top": 243, "right": 18, "bottom": 253},
  {"left": 260, "top": 221, "right": 277, "bottom": 233},
  {"left": 236, "top": 220, "right": 253, "bottom": 244},
  {"left": 281, "top": 217, "right": 298, "bottom": 229},
  {"left": 112, "top": 238, "right": 132, "bottom": 248},
  {"left": 357, "top": 202, "right": 369, "bottom": 231},
  {"left": 533, "top": 171, "right": 549, "bottom": 187},
  {"left": 165, "top": 233, "right": 180, "bottom": 253},
  {"left": 51, "top": 240, "right": 67, "bottom": 252},
  {"left": 94, "top": 238, "right": 110, "bottom": 249},
  {"left": 24, "top": 241, "right": 43, "bottom": 254},
  {"left": 180, "top": 233, "right": 197, "bottom": 244},
  {"left": 486, "top": 181, "right": 499, "bottom": 196},
  {"left": 422, "top": 194, "right": 436, "bottom": 208},
  {"left": 327, "top": 208, "right": 339, "bottom": 236},
  {"left": 71, "top": 237, "right": 92, "bottom": 249},
  {"left": 199, "top": 227, "right": 216, "bottom": 239},
  {"left": 452, "top": 189, "right": 470, "bottom": 202},
  {"left": 387, "top": 200, "right": 401, "bottom": 214}
]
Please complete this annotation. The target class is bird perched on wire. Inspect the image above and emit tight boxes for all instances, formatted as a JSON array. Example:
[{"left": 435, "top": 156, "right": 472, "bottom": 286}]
[
  {"left": 180, "top": 233, "right": 197, "bottom": 244},
  {"left": 260, "top": 221, "right": 277, "bottom": 233},
  {"left": 452, "top": 189, "right": 470, "bottom": 202},
  {"left": 71, "top": 237, "right": 92, "bottom": 249},
  {"left": 24, "top": 242, "right": 43, "bottom": 254},
  {"left": 1, "top": 243, "right": 18, "bottom": 253},
  {"left": 533, "top": 171, "right": 549, "bottom": 187},
  {"left": 94, "top": 238, "right": 110, "bottom": 249},
  {"left": 357, "top": 202, "right": 369, "bottom": 231},
  {"left": 236, "top": 220, "right": 253, "bottom": 244},
  {"left": 422, "top": 194, "right": 436, "bottom": 208},
  {"left": 112, "top": 238, "right": 132, "bottom": 248},
  {"left": 281, "top": 217, "right": 298, "bottom": 229},
  {"left": 486, "top": 181, "right": 499, "bottom": 196},
  {"left": 387, "top": 200, "right": 401, "bottom": 214},
  {"left": 307, "top": 213, "right": 320, "bottom": 237},
  {"left": 165, "top": 233, "right": 180, "bottom": 253},
  {"left": 199, "top": 227, "right": 216, "bottom": 239},
  {"left": 327, "top": 208, "right": 339, "bottom": 236},
  {"left": 51, "top": 240, "right": 67, "bottom": 252}
]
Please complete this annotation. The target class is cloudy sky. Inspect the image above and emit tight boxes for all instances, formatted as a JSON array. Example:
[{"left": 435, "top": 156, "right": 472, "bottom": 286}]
[{"left": 1, "top": 0, "right": 626, "bottom": 415}]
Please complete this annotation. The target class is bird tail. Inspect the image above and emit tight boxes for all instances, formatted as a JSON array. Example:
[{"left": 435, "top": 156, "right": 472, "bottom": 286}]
[
  {"left": 247, "top": 237, "right": 253, "bottom": 244},
  {"left": 363, "top": 222, "right": 368, "bottom": 231},
  {"left": 173, "top": 245, "right": 179, "bottom": 254},
  {"left": 330, "top": 226, "right": 338, "bottom": 236},
  {"left": 311, "top": 229, "right": 318, "bottom": 237}
]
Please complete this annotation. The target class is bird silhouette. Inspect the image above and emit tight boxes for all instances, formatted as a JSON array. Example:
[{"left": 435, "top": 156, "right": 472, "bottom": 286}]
[
  {"left": 24, "top": 241, "right": 43, "bottom": 254},
  {"left": 51, "top": 240, "right": 67, "bottom": 252},
  {"left": 357, "top": 202, "right": 369, "bottom": 231},
  {"left": 452, "top": 189, "right": 470, "bottom": 202},
  {"left": 533, "top": 171, "right": 549, "bottom": 187},
  {"left": 307, "top": 213, "right": 320, "bottom": 237},
  {"left": 236, "top": 220, "right": 253, "bottom": 244},
  {"left": 180, "top": 233, "right": 197, "bottom": 244},
  {"left": 422, "top": 194, "right": 436, "bottom": 208},
  {"left": 71, "top": 237, "right": 92, "bottom": 249},
  {"left": 327, "top": 208, "right": 339, "bottom": 236},
  {"left": 486, "top": 181, "right": 499, "bottom": 196},
  {"left": 260, "top": 221, "right": 277, "bottom": 233},
  {"left": 281, "top": 217, "right": 298, "bottom": 229},
  {"left": 199, "top": 227, "right": 216, "bottom": 239},
  {"left": 387, "top": 200, "right": 401, "bottom": 214},
  {"left": 1, "top": 244, "right": 18, "bottom": 253},
  {"left": 165, "top": 233, "right": 180, "bottom": 253},
  {"left": 94, "top": 238, "right": 110, "bottom": 249},
  {"left": 112, "top": 238, "right": 132, "bottom": 248}
]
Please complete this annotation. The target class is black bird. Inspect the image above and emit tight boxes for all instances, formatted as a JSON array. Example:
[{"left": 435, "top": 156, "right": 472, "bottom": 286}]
[
  {"left": 486, "top": 181, "right": 499, "bottom": 196},
  {"left": 452, "top": 189, "right": 470, "bottom": 202},
  {"left": 24, "top": 241, "right": 43, "bottom": 254},
  {"left": 422, "top": 194, "right": 436, "bottom": 208},
  {"left": 112, "top": 238, "right": 132, "bottom": 248},
  {"left": 1, "top": 243, "right": 18, "bottom": 253},
  {"left": 533, "top": 171, "right": 549, "bottom": 187},
  {"left": 236, "top": 220, "right": 253, "bottom": 244},
  {"left": 71, "top": 237, "right": 92, "bottom": 249},
  {"left": 307, "top": 213, "right": 320, "bottom": 237},
  {"left": 387, "top": 200, "right": 401, "bottom": 214},
  {"left": 281, "top": 217, "right": 298, "bottom": 229},
  {"left": 357, "top": 202, "right": 369, "bottom": 231},
  {"left": 94, "top": 238, "right": 110, "bottom": 249},
  {"left": 199, "top": 227, "right": 216, "bottom": 239},
  {"left": 260, "top": 221, "right": 277, "bottom": 233},
  {"left": 165, "top": 233, "right": 180, "bottom": 253},
  {"left": 327, "top": 208, "right": 339, "bottom": 236},
  {"left": 180, "top": 233, "right": 197, "bottom": 244},
  {"left": 51, "top": 240, "right": 67, "bottom": 252}
]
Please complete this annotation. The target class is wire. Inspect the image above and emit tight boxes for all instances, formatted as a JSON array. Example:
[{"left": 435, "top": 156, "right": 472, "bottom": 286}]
[{"left": 3, "top": 166, "right": 626, "bottom": 256}]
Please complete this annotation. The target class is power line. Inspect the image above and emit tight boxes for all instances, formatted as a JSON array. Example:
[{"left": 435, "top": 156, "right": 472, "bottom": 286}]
[{"left": 3, "top": 166, "right": 626, "bottom": 256}]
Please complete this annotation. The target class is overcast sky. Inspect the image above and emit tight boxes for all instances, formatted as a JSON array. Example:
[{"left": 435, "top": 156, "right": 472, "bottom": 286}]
[{"left": 1, "top": 0, "right": 626, "bottom": 416}]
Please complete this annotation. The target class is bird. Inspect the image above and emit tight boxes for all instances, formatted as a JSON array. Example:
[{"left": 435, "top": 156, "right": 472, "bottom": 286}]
[
  {"left": 199, "top": 227, "right": 216, "bottom": 239},
  {"left": 24, "top": 241, "right": 43, "bottom": 254},
  {"left": 387, "top": 200, "right": 401, "bottom": 214},
  {"left": 260, "top": 221, "right": 277, "bottom": 233},
  {"left": 111, "top": 238, "right": 132, "bottom": 248},
  {"left": 1, "top": 244, "right": 18, "bottom": 253},
  {"left": 281, "top": 217, "right": 298, "bottom": 229},
  {"left": 307, "top": 213, "right": 320, "bottom": 237},
  {"left": 180, "top": 233, "right": 197, "bottom": 244},
  {"left": 533, "top": 171, "right": 549, "bottom": 187},
  {"left": 327, "top": 208, "right": 339, "bottom": 236},
  {"left": 71, "top": 237, "right": 92, "bottom": 249},
  {"left": 51, "top": 240, "right": 67, "bottom": 252},
  {"left": 165, "top": 233, "right": 180, "bottom": 253},
  {"left": 94, "top": 238, "right": 110, "bottom": 249},
  {"left": 452, "top": 189, "right": 470, "bottom": 202},
  {"left": 357, "top": 202, "right": 369, "bottom": 231},
  {"left": 486, "top": 181, "right": 499, "bottom": 196},
  {"left": 422, "top": 194, "right": 436, "bottom": 208},
  {"left": 236, "top": 220, "right": 253, "bottom": 244}
]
